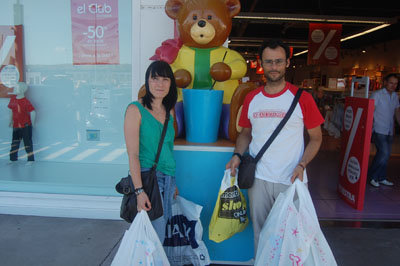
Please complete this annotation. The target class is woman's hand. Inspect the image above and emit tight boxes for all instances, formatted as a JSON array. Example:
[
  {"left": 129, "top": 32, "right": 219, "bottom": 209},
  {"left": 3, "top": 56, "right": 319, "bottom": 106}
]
[
  {"left": 173, "top": 187, "right": 179, "bottom": 199},
  {"left": 136, "top": 192, "right": 151, "bottom": 211}
]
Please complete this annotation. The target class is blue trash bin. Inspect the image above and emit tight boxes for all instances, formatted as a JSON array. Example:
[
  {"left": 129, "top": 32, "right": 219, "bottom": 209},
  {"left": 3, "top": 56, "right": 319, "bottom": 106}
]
[{"left": 182, "top": 89, "right": 224, "bottom": 143}]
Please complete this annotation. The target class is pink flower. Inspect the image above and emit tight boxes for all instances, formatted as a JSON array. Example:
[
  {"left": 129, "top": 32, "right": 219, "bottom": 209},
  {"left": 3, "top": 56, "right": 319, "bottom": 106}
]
[{"left": 149, "top": 38, "right": 183, "bottom": 64}]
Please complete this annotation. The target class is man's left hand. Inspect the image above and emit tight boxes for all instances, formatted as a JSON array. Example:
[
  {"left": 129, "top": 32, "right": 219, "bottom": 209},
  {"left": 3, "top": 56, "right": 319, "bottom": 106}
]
[{"left": 290, "top": 165, "right": 304, "bottom": 183}]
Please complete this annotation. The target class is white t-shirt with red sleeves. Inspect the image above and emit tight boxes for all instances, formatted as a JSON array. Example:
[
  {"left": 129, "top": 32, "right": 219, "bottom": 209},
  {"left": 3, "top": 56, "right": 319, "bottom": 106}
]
[{"left": 239, "top": 82, "right": 324, "bottom": 185}]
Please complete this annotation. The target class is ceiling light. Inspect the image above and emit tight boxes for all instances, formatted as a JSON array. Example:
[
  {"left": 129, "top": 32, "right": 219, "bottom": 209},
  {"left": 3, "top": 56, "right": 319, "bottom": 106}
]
[
  {"left": 294, "top": 50, "right": 309, "bottom": 56},
  {"left": 235, "top": 13, "right": 393, "bottom": 25},
  {"left": 340, "top": 24, "right": 390, "bottom": 41},
  {"left": 293, "top": 24, "right": 391, "bottom": 56}
]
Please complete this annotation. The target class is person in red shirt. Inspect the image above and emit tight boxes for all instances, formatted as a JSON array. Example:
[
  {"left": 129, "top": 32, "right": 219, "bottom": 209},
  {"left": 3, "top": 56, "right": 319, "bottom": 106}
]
[
  {"left": 8, "top": 82, "right": 36, "bottom": 161},
  {"left": 226, "top": 39, "right": 324, "bottom": 255}
]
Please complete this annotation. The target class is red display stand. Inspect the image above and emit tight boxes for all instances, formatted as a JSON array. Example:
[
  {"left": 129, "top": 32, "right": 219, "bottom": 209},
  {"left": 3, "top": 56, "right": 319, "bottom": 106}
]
[{"left": 338, "top": 96, "right": 374, "bottom": 210}]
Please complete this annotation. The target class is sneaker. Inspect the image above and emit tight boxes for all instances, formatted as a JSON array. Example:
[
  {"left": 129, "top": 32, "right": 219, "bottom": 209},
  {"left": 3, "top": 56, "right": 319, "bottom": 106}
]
[
  {"left": 380, "top": 179, "right": 394, "bottom": 186},
  {"left": 370, "top": 179, "right": 380, "bottom": 187}
]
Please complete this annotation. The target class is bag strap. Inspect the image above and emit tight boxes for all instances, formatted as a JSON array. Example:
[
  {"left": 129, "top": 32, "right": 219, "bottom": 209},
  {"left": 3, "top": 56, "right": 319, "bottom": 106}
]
[
  {"left": 152, "top": 111, "right": 170, "bottom": 169},
  {"left": 254, "top": 89, "right": 303, "bottom": 162}
]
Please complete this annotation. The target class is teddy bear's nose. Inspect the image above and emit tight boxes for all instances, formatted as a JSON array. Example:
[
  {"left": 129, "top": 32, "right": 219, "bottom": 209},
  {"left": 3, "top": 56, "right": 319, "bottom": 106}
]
[{"left": 198, "top": 20, "right": 206, "bottom": 27}]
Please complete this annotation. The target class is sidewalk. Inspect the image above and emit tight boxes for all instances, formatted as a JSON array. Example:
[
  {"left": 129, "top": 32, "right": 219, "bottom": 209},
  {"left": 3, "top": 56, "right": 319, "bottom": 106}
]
[
  {"left": 1, "top": 214, "right": 400, "bottom": 266},
  {"left": 0, "top": 214, "right": 128, "bottom": 266}
]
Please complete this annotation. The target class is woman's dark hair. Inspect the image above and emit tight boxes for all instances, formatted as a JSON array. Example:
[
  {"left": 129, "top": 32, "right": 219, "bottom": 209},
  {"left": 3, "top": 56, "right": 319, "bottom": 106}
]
[
  {"left": 142, "top": 60, "right": 177, "bottom": 112},
  {"left": 259, "top": 39, "right": 291, "bottom": 60}
]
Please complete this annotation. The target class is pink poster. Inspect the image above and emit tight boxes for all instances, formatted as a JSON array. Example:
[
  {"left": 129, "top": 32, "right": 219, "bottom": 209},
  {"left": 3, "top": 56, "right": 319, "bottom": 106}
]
[
  {"left": 71, "top": 0, "right": 119, "bottom": 65},
  {"left": 0, "top": 25, "right": 24, "bottom": 98}
]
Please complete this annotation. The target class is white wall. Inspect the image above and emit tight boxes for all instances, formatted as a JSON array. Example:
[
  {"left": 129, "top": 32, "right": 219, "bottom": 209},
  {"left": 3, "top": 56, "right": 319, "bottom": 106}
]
[{"left": 131, "top": 0, "right": 174, "bottom": 100}]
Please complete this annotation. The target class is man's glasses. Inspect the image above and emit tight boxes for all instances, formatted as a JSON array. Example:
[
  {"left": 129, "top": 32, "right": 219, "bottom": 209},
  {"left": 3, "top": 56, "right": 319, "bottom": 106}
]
[{"left": 262, "top": 59, "right": 286, "bottom": 67}]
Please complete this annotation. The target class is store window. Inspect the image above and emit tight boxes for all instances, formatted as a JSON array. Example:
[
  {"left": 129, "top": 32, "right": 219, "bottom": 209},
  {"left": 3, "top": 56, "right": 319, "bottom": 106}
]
[{"left": 0, "top": 0, "right": 132, "bottom": 164}]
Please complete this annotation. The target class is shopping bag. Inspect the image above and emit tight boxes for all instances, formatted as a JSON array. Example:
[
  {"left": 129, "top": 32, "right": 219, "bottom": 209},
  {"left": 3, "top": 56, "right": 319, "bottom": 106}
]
[
  {"left": 163, "top": 196, "right": 211, "bottom": 266},
  {"left": 209, "top": 169, "right": 249, "bottom": 243},
  {"left": 255, "top": 179, "right": 337, "bottom": 266},
  {"left": 111, "top": 211, "right": 170, "bottom": 266}
]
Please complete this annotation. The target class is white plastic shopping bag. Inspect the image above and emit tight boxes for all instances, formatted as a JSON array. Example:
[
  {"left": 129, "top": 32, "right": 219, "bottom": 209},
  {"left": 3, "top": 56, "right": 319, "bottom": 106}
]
[
  {"left": 111, "top": 211, "right": 170, "bottom": 266},
  {"left": 255, "top": 179, "right": 337, "bottom": 266},
  {"left": 163, "top": 196, "right": 210, "bottom": 266}
]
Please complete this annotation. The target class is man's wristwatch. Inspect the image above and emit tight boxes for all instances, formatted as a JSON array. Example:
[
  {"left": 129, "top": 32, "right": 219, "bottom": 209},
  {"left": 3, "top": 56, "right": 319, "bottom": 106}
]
[
  {"left": 233, "top": 152, "right": 243, "bottom": 161},
  {"left": 134, "top": 187, "right": 144, "bottom": 196}
]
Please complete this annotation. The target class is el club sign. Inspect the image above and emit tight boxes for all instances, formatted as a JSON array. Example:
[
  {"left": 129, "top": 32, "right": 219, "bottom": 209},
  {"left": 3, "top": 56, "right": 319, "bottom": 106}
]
[{"left": 71, "top": 0, "right": 120, "bottom": 65}]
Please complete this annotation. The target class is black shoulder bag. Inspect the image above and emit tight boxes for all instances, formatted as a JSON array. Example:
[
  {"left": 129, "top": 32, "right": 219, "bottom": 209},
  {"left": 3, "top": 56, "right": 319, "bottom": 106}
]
[
  {"left": 116, "top": 112, "right": 170, "bottom": 223},
  {"left": 238, "top": 89, "right": 303, "bottom": 189}
]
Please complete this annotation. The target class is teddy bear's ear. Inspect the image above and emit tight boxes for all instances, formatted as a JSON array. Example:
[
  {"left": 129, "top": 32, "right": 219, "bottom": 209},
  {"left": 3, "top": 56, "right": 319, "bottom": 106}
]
[
  {"left": 225, "top": 0, "right": 241, "bottom": 18},
  {"left": 165, "top": 0, "right": 184, "bottom": 20}
]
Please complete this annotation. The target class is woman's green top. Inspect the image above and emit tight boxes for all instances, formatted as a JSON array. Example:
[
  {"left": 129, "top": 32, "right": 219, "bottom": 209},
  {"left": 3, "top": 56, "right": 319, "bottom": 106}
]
[{"left": 129, "top": 101, "right": 175, "bottom": 176}]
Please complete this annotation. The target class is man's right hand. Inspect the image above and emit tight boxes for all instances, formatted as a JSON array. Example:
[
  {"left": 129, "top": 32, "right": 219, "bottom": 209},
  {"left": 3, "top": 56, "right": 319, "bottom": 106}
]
[
  {"left": 136, "top": 192, "right": 151, "bottom": 211},
  {"left": 226, "top": 155, "right": 241, "bottom": 176}
]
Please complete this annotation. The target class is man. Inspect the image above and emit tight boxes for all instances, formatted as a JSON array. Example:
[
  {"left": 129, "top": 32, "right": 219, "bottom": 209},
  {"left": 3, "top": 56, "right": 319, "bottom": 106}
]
[
  {"left": 368, "top": 73, "right": 400, "bottom": 187},
  {"left": 226, "top": 39, "right": 324, "bottom": 254}
]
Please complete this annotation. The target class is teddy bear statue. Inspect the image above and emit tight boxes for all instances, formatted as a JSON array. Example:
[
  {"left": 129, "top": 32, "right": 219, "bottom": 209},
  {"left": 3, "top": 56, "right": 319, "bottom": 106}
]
[{"left": 151, "top": 0, "right": 247, "bottom": 143}]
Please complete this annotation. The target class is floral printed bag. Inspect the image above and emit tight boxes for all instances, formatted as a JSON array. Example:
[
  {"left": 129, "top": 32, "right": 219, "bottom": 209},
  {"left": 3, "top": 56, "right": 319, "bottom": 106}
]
[{"left": 255, "top": 179, "right": 337, "bottom": 266}]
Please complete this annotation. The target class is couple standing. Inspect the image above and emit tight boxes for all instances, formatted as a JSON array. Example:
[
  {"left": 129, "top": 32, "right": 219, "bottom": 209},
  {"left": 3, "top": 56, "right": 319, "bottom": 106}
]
[{"left": 124, "top": 39, "right": 325, "bottom": 257}]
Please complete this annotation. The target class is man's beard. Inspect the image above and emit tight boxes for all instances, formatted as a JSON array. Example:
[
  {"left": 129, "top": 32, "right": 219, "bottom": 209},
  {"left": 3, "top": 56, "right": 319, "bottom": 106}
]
[{"left": 265, "top": 71, "right": 285, "bottom": 83}]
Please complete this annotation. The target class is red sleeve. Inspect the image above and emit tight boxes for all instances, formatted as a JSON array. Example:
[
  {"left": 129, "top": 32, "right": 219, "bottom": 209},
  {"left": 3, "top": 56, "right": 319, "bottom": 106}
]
[
  {"left": 7, "top": 97, "right": 15, "bottom": 109},
  {"left": 299, "top": 91, "right": 324, "bottom": 129},
  {"left": 238, "top": 95, "right": 251, "bottom": 128},
  {"left": 238, "top": 88, "right": 262, "bottom": 128}
]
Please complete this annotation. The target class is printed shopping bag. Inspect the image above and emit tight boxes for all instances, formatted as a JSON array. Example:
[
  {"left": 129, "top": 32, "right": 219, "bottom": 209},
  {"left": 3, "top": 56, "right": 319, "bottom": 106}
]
[
  {"left": 111, "top": 211, "right": 170, "bottom": 266},
  {"left": 255, "top": 179, "right": 337, "bottom": 266},
  {"left": 209, "top": 169, "right": 249, "bottom": 243},
  {"left": 163, "top": 196, "right": 210, "bottom": 266}
]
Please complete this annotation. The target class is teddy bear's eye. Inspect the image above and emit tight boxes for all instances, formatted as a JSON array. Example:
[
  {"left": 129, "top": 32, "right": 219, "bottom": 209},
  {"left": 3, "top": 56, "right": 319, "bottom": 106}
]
[
  {"left": 207, "top": 15, "right": 212, "bottom": 20},
  {"left": 193, "top": 15, "right": 197, "bottom": 20}
]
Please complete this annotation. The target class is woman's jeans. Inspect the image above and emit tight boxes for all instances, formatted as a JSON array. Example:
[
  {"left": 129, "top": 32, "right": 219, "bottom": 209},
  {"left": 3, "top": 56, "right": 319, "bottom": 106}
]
[
  {"left": 141, "top": 168, "right": 176, "bottom": 244},
  {"left": 368, "top": 133, "right": 393, "bottom": 182}
]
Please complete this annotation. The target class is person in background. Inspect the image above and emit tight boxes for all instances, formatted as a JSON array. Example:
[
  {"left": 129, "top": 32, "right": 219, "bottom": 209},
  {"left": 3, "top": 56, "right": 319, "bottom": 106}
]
[
  {"left": 225, "top": 39, "right": 324, "bottom": 255},
  {"left": 368, "top": 73, "right": 400, "bottom": 187},
  {"left": 8, "top": 82, "right": 36, "bottom": 162},
  {"left": 124, "top": 60, "right": 178, "bottom": 243}
]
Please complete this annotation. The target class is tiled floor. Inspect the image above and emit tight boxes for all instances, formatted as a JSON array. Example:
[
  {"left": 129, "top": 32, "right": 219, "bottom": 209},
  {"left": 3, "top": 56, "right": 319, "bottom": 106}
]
[{"left": 308, "top": 149, "right": 400, "bottom": 221}]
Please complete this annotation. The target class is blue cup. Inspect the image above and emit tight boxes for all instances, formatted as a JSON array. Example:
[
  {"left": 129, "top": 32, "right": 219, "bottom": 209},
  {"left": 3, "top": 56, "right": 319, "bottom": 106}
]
[{"left": 182, "top": 89, "right": 224, "bottom": 143}]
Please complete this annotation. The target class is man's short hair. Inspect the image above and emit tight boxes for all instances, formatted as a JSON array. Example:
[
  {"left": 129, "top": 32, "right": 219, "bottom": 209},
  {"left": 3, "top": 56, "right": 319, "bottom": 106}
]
[
  {"left": 259, "top": 39, "right": 291, "bottom": 59},
  {"left": 384, "top": 73, "right": 399, "bottom": 82}
]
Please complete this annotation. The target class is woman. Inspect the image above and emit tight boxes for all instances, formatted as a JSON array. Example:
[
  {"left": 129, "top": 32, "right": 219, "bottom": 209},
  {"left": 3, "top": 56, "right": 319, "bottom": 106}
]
[{"left": 124, "top": 60, "right": 178, "bottom": 243}]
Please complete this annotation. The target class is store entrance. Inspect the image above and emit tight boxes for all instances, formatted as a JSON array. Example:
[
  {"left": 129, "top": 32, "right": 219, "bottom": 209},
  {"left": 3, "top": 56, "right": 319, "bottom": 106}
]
[{"left": 308, "top": 126, "right": 400, "bottom": 221}]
